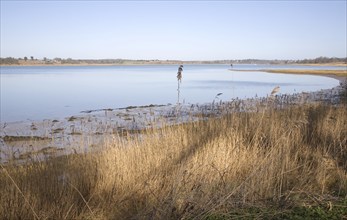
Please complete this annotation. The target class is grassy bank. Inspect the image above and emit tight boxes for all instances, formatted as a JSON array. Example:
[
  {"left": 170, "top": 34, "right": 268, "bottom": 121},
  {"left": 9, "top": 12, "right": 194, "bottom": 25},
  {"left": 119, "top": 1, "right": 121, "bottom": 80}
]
[
  {"left": 263, "top": 69, "right": 347, "bottom": 78},
  {"left": 1, "top": 103, "right": 346, "bottom": 219},
  {"left": 294, "top": 62, "right": 347, "bottom": 67}
]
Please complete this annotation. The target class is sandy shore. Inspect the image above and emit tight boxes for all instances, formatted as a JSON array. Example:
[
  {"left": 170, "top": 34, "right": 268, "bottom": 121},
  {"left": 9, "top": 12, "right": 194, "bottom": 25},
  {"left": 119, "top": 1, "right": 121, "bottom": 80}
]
[{"left": 1, "top": 73, "right": 346, "bottom": 163}]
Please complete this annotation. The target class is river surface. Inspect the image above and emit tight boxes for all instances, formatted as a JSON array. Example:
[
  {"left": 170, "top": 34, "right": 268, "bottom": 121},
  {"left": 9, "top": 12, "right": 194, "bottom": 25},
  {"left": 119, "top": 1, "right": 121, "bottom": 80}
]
[{"left": 0, "top": 64, "right": 341, "bottom": 122}]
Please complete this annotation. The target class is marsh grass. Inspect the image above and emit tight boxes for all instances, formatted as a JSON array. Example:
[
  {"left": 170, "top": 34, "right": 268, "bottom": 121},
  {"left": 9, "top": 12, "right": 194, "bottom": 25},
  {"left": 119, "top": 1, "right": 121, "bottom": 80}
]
[
  {"left": 231, "top": 68, "right": 347, "bottom": 78},
  {"left": 1, "top": 102, "right": 346, "bottom": 219}
]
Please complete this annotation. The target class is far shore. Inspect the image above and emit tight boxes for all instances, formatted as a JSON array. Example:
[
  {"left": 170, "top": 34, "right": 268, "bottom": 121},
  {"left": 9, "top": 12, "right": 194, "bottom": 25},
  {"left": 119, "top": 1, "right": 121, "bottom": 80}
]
[
  {"left": 0, "top": 63, "right": 180, "bottom": 67},
  {"left": 1, "top": 62, "right": 346, "bottom": 67}
]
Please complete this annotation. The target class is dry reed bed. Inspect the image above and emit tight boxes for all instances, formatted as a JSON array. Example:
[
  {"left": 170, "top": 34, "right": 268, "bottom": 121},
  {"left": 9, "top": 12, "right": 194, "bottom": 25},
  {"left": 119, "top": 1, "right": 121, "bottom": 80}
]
[
  {"left": 263, "top": 69, "right": 347, "bottom": 77},
  {"left": 1, "top": 103, "right": 347, "bottom": 219},
  {"left": 231, "top": 68, "right": 347, "bottom": 77}
]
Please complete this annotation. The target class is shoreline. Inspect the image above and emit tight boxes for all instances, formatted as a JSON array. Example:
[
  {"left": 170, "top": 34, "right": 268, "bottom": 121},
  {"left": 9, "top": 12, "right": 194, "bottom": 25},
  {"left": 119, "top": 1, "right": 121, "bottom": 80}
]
[{"left": 1, "top": 70, "right": 346, "bottom": 163}]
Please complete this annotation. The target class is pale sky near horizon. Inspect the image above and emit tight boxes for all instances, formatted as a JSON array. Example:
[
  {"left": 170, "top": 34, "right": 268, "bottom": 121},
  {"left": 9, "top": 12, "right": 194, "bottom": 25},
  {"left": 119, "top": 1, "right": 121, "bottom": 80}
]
[{"left": 1, "top": 1, "right": 346, "bottom": 60}]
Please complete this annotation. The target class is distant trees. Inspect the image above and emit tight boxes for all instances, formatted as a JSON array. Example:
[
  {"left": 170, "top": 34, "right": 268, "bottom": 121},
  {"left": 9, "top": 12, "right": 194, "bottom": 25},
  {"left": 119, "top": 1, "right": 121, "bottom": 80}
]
[
  {"left": 296, "top": 57, "right": 347, "bottom": 64},
  {"left": 0, "top": 57, "right": 19, "bottom": 65},
  {"left": 0, "top": 56, "right": 346, "bottom": 66},
  {"left": 61, "top": 58, "right": 78, "bottom": 64}
]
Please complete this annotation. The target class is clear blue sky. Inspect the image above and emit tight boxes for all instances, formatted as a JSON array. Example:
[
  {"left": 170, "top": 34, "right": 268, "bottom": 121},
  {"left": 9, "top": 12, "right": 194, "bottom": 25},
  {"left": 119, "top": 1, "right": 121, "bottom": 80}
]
[{"left": 1, "top": 0, "right": 346, "bottom": 60}]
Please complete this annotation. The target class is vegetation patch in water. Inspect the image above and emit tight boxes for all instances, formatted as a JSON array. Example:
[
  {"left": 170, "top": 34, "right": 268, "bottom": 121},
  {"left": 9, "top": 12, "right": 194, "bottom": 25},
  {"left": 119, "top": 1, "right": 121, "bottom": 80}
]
[{"left": 1, "top": 135, "right": 51, "bottom": 142}]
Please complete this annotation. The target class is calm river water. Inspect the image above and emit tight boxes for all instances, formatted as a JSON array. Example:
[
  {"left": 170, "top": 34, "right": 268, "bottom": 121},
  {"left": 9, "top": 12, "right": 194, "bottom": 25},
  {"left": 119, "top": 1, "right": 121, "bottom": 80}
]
[{"left": 0, "top": 64, "right": 341, "bottom": 122}]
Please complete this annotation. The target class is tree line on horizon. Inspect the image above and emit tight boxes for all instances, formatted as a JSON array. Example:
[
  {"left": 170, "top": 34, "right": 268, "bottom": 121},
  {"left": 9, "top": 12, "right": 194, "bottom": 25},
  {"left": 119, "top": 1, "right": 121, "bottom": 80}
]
[
  {"left": 295, "top": 56, "right": 347, "bottom": 64},
  {"left": 0, "top": 56, "right": 346, "bottom": 65}
]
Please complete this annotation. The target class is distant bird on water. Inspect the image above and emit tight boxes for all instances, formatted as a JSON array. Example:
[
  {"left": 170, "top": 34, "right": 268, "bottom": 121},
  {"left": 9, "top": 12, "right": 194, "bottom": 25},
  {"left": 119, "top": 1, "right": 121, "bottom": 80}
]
[{"left": 215, "top": 93, "right": 223, "bottom": 99}]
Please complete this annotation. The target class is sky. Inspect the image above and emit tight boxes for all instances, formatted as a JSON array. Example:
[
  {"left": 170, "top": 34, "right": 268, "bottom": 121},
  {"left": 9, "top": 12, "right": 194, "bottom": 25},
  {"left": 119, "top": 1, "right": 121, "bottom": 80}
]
[{"left": 0, "top": 0, "right": 346, "bottom": 60}]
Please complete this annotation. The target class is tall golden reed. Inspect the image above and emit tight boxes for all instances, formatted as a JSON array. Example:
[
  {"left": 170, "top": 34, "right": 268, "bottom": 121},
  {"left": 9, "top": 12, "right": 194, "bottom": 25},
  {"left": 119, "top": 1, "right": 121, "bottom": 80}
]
[{"left": 0, "top": 103, "right": 346, "bottom": 219}]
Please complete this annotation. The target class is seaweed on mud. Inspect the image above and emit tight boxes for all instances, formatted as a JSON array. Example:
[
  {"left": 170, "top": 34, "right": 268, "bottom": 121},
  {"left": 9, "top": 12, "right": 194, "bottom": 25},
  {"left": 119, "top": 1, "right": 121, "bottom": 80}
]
[
  {"left": 67, "top": 116, "right": 78, "bottom": 121},
  {"left": 1, "top": 135, "right": 51, "bottom": 142},
  {"left": 51, "top": 128, "right": 64, "bottom": 134},
  {"left": 118, "top": 104, "right": 166, "bottom": 110}
]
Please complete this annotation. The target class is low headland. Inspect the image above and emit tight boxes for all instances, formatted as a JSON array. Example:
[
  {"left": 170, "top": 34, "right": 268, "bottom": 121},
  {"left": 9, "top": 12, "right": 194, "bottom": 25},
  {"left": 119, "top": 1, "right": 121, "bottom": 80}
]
[
  {"left": 263, "top": 69, "right": 346, "bottom": 77},
  {"left": 0, "top": 67, "right": 346, "bottom": 219},
  {"left": 233, "top": 69, "right": 347, "bottom": 80}
]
